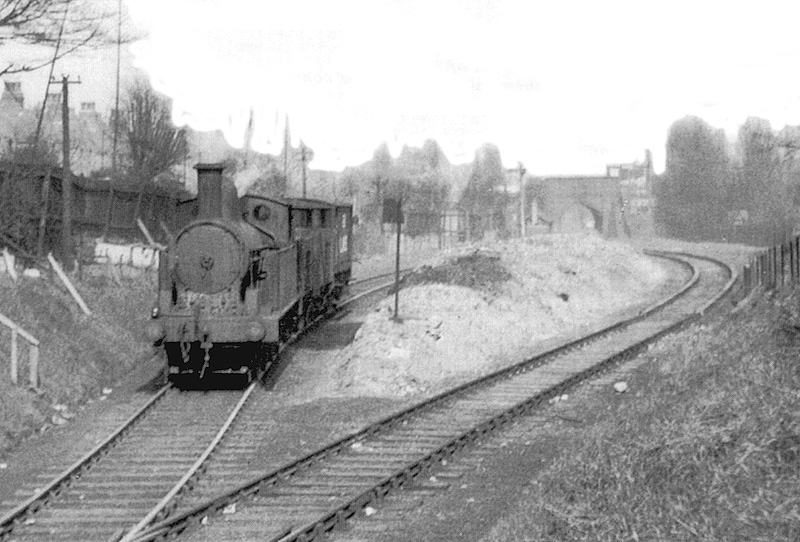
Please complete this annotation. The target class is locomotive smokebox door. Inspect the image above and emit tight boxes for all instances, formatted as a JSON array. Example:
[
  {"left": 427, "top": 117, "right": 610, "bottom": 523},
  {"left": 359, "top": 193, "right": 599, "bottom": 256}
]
[{"left": 173, "top": 222, "right": 247, "bottom": 294}]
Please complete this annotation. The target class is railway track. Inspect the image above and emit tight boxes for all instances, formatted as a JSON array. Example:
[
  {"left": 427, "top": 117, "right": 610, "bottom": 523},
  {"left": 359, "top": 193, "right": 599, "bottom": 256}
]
[
  {"left": 0, "top": 255, "right": 733, "bottom": 541},
  {"left": 342, "top": 268, "right": 414, "bottom": 307},
  {"left": 0, "top": 386, "right": 256, "bottom": 542},
  {"left": 110, "top": 251, "right": 735, "bottom": 542},
  {"left": 0, "top": 266, "right": 418, "bottom": 541}
]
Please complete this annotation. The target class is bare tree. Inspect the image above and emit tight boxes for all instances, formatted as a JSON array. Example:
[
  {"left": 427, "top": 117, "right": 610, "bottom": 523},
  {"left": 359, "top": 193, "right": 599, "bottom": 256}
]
[
  {"left": 0, "top": 140, "right": 59, "bottom": 255},
  {"left": 120, "top": 81, "right": 188, "bottom": 218},
  {"left": 0, "top": 0, "right": 133, "bottom": 76}
]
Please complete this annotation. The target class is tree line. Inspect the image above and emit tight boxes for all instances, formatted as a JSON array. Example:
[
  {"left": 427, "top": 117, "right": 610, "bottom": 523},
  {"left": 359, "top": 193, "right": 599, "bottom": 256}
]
[
  {"left": 333, "top": 139, "right": 522, "bottom": 251},
  {"left": 655, "top": 115, "right": 800, "bottom": 245},
  {"left": 0, "top": 0, "right": 528, "bottom": 261}
]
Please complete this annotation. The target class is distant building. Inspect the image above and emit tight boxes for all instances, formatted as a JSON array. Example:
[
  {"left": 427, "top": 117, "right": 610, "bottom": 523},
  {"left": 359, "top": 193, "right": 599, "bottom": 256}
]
[{"left": 606, "top": 150, "right": 655, "bottom": 235}]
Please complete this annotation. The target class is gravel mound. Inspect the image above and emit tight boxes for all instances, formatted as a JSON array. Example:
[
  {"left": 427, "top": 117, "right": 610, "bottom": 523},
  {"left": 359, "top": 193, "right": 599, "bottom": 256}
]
[
  {"left": 401, "top": 249, "right": 512, "bottom": 294},
  {"left": 325, "top": 234, "right": 672, "bottom": 398}
]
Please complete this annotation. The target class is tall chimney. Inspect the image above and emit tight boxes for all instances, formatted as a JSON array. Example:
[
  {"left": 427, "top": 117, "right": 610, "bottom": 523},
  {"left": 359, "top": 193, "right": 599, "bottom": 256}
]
[{"left": 195, "top": 163, "right": 225, "bottom": 219}]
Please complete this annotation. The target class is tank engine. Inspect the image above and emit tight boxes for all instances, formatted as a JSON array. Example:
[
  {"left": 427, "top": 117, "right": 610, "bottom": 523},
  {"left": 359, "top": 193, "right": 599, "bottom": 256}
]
[{"left": 146, "top": 163, "right": 352, "bottom": 387}]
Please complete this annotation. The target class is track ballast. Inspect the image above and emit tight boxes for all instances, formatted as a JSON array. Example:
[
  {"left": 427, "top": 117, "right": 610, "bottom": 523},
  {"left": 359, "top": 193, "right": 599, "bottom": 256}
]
[{"left": 121, "top": 252, "right": 733, "bottom": 542}]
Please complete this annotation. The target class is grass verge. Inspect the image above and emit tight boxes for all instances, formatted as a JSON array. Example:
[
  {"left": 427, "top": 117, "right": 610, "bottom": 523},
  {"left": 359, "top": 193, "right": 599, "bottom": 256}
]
[
  {"left": 481, "top": 288, "right": 800, "bottom": 542},
  {"left": 0, "top": 267, "right": 155, "bottom": 451}
]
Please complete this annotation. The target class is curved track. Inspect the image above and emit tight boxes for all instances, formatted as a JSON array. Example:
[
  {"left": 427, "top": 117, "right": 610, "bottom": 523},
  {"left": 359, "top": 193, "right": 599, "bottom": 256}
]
[
  {"left": 340, "top": 268, "right": 414, "bottom": 307},
  {"left": 118, "top": 252, "right": 734, "bottom": 542}
]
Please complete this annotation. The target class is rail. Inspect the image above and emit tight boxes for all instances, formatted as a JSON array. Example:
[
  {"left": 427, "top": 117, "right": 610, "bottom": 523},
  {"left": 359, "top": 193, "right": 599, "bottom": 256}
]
[
  {"left": 0, "top": 385, "right": 172, "bottom": 536},
  {"left": 0, "top": 312, "right": 38, "bottom": 389},
  {"left": 126, "top": 252, "right": 728, "bottom": 542}
]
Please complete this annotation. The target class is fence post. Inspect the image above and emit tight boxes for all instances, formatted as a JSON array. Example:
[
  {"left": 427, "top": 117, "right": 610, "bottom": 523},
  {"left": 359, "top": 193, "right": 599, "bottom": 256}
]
[
  {"left": 768, "top": 249, "right": 772, "bottom": 289},
  {"left": 796, "top": 237, "right": 800, "bottom": 282},
  {"left": 743, "top": 263, "right": 750, "bottom": 294},
  {"left": 775, "top": 247, "right": 779, "bottom": 288},
  {"left": 757, "top": 253, "right": 761, "bottom": 287},
  {"left": 781, "top": 243, "right": 786, "bottom": 287},
  {"left": 29, "top": 345, "right": 39, "bottom": 389},
  {"left": 756, "top": 255, "right": 761, "bottom": 285},
  {"left": 781, "top": 243, "right": 791, "bottom": 284},
  {"left": 10, "top": 329, "right": 18, "bottom": 385},
  {"left": 767, "top": 247, "right": 775, "bottom": 290},
  {"left": 772, "top": 248, "right": 777, "bottom": 289},
  {"left": 753, "top": 256, "right": 761, "bottom": 286},
  {"left": 768, "top": 249, "right": 773, "bottom": 289}
]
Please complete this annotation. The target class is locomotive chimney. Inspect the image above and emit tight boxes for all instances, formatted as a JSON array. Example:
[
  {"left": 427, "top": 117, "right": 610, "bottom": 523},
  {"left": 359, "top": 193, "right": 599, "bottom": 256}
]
[{"left": 195, "top": 163, "right": 225, "bottom": 219}]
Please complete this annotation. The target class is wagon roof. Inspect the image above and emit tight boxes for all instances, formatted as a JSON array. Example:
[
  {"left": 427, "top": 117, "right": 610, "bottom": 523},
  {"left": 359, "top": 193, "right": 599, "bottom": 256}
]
[
  {"left": 242, "top": 192, "right": 292, "bottom": 208},
  {"left": 286, "top": 197, "right": 337, "bottom": 209}
]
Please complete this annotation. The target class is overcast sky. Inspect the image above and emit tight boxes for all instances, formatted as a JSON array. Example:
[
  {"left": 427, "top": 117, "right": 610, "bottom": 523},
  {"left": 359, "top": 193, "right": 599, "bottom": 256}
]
[{"left": 9, "top": 0, "right": 800, "bottom": 174}]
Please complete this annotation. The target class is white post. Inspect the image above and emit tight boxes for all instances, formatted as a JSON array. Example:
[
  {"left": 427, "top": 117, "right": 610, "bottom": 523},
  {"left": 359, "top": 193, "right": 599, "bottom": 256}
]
[
  {"left": 137, "top": 218, "right": 157, "bottom": 247},
  {"left": 2, "top": 248, "right": 17, "bottom": 281},
  {"left": 48, "top": 253, "right": 92, "bottom": 316},
  {"left": 10, "top": 329, "right": 18, "bottom": 385},
  {"left": 29, "top": 345, "right": 39, "bottom": 389},
  {"left": 0, "top": 313, "right": 40, "bottom": 388}
]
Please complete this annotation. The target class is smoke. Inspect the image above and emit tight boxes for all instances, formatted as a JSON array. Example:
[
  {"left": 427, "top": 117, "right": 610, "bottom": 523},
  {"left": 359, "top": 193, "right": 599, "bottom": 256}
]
[{"left": 233, "top": 163, "right": 262, "bottom": 197}]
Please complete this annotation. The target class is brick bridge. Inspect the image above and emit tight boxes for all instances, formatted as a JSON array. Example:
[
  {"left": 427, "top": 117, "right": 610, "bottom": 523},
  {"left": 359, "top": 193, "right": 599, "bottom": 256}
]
[{"left": 526, "top": 152, "right": 654, "bottom": 237}]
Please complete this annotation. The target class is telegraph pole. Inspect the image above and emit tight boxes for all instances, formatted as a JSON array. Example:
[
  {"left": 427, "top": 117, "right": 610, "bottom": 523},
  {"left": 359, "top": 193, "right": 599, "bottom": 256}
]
[
  {"left": 102, "top": 0, "right": 122, "bottom": 239},
  {"left": 301, "top": 143, "right": 307, "bottom": 198},
  {"left": 111, "top": 0, "right": 122, "bottom": 177},
  {"left": 283, "top": 114, "right": 290, "bottom": 180},
  {"left": 60, "top": 75, "right": 81, "bottom": 269},
  {"left": 518, "top": 162, "right": 526, "bottom": 238},
  {"left": 34, "top": 3, "right": 69, "bottom": 145},
  {"left": 34, "top": 1, "right": 69, "bottom": 256}
]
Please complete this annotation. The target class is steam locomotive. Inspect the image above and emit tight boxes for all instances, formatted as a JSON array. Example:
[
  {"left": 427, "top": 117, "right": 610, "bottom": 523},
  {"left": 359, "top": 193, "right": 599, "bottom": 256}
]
[{"left": 145, "top": 163, "right": 352, "bottom": 387}]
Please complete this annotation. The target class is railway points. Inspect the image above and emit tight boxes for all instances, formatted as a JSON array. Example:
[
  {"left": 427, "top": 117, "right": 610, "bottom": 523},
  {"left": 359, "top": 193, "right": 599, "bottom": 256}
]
[
  {"left": 0, "top": 240, "right": 754, "bottom": 542},
  {"left": 101, "top": 252, "right": 732, "bottom": 542}
]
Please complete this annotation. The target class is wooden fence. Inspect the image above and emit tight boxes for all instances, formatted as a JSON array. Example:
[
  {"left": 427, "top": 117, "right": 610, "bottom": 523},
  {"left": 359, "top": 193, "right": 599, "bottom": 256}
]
[
  {"left": 0, "top": 163, "right": 193, "bottom": 256},
  {"left": 740, "top": 237, "right": 800, "bottom": 295}
]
